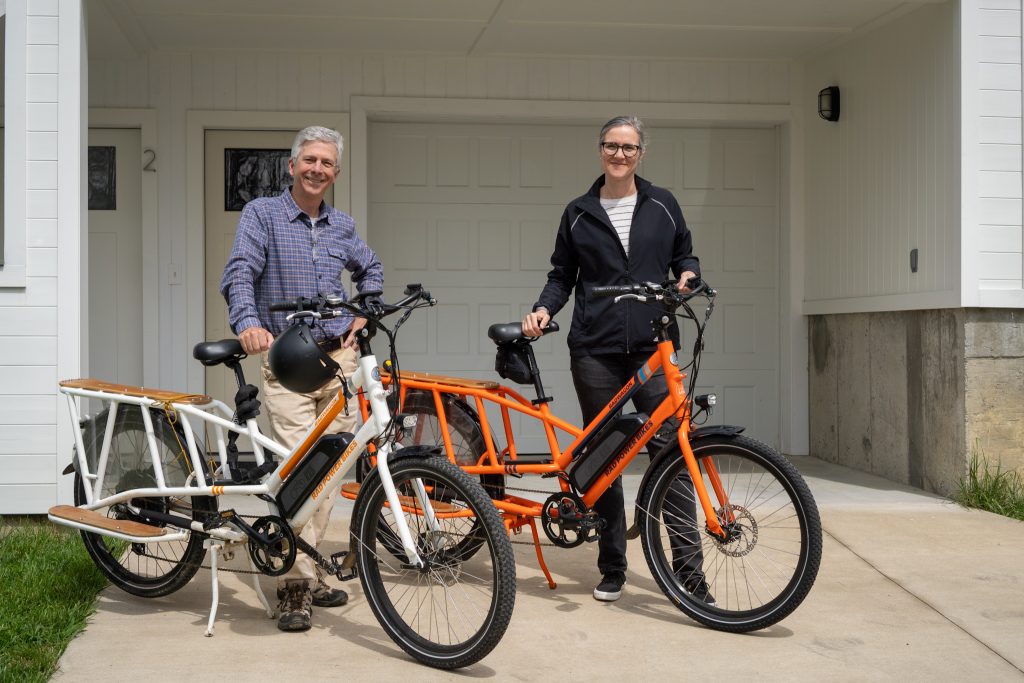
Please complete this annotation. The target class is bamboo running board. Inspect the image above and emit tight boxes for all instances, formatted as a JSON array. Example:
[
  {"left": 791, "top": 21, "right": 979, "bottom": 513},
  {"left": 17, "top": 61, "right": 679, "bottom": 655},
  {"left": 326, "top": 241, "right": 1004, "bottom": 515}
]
[
  {"left": 48, "top": 505, "right": 168, "bottom": 537},
  {"left": 340, "top": 482, "right": 458, "bottom": 513}
]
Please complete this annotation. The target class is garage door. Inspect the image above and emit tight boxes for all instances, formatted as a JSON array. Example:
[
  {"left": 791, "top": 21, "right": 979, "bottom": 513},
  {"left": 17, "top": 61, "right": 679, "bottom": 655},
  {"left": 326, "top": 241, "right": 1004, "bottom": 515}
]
[{"left": 368, "top": 122, "right": 779, "bottom": 451}]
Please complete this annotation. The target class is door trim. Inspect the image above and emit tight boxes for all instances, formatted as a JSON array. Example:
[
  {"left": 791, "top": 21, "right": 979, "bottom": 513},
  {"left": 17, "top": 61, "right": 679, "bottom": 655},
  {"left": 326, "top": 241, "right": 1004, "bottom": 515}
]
[
  {"left": 185, "top": 111, "right": 350, "bottom": 394},
  {"left": 89, "top": 109, "right": 158, "bottom": 386}
]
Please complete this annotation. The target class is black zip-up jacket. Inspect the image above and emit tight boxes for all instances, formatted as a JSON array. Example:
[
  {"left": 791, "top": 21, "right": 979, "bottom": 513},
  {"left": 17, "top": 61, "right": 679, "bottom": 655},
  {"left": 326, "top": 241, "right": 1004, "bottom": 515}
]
[{"left": 534, "top": 175, "right": 700, "bottom": 356}]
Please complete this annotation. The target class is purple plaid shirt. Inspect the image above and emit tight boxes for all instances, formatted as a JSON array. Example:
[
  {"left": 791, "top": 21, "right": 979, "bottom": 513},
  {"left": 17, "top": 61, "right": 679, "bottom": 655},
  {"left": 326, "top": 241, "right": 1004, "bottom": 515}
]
[{"left": 219, "top": 189, "right": 384, "bottom": 341}]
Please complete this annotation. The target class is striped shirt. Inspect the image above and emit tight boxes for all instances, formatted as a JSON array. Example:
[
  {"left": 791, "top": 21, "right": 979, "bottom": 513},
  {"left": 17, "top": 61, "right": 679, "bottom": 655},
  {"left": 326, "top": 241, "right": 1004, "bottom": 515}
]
[
  {"left": 600, "top": 193, "right": 637, "bottom": 255},
  {"left": 219, "top": 189, "right": 384, "bottom": 341}
]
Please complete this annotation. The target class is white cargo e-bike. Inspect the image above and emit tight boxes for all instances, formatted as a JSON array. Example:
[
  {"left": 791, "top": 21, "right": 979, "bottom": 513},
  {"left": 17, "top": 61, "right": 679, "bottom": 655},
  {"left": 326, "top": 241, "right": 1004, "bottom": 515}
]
[{"left": 49, "top": 285, "right": 515, "bottom": 669}]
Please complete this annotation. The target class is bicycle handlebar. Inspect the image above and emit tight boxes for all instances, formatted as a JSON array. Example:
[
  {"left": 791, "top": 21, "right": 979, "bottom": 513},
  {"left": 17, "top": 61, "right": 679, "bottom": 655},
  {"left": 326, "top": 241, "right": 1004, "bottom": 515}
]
[
  {"left": 592, "top": 278, "right": 715, "bottom": 303},
  {"left": 268, "top": 284, "right": 436, "bottom": 319}
]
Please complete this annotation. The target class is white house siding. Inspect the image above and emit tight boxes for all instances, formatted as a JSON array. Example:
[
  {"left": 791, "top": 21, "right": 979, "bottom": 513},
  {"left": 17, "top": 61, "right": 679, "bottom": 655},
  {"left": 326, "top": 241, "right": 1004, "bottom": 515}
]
[
  {"left": 0, "top": 0, "right": 84, "bottom": 513},
  {"left": 802, "top": 2, "right": 960, "bottom": 314},
  {"left": 964, "top": 0, "right": 1024, "bottom": 306},
  {"left": 84, "top": 52, "right": 793, "bottom": 395}
]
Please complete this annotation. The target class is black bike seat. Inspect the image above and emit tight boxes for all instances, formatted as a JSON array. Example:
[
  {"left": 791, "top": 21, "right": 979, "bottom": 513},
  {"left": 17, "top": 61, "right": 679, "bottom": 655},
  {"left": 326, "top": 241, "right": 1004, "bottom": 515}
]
[
  {"left": 193, "top": 339, "right": 246, "bottom": 366},
  {"left": 487, "top": 321, "right": 560, "bottom": 345}
]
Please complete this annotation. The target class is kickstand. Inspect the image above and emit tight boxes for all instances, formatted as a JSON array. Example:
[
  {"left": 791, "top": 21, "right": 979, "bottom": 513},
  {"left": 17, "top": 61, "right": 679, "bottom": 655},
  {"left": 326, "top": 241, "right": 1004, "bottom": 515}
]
[
  {"left": 525, "top": 518, "right": 557, "bottom": 589},
  {"left": 248, "top": 553, "right": 275, "bottom": 619},
  {"left": 203, "top": 539, "right": 222, "bottom": 636}
]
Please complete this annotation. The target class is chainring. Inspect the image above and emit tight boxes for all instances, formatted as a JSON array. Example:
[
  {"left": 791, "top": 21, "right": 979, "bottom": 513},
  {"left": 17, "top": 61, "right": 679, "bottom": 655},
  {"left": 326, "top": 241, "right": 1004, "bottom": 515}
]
[
  {"left": 247, "top": 515, "right": 297, "bottom": 576},
  {"left": 541, "top": 491, "right": 596, "bottom": 548}
]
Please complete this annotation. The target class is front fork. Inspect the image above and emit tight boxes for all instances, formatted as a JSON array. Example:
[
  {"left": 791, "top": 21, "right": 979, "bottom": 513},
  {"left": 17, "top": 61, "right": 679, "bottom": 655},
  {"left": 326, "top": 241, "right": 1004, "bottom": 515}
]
[
  {"left": 676, "top": 431, "right": 733, "bottom": 540},
  {"left": 373, "top": 444, "right": 445, "bottom": 568}
]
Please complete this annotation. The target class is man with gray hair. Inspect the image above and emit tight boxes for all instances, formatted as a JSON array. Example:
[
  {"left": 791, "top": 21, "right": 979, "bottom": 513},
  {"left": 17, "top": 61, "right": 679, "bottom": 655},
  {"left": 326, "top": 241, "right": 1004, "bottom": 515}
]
[{"left": 220, "top": 125, "right": 384, "bottom": 631}]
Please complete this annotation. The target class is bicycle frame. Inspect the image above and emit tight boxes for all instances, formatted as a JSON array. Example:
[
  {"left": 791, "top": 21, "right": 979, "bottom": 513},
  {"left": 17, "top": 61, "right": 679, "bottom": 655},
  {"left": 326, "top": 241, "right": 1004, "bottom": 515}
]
[
  {"left": 359, "top": 336, "right": 729, "bottom": 545},
  {"left": 59, "top": 348, "right": 437, "bottom": 562},
  {"left": 53, "top": 345, "right": 449, "bottom": 642}
]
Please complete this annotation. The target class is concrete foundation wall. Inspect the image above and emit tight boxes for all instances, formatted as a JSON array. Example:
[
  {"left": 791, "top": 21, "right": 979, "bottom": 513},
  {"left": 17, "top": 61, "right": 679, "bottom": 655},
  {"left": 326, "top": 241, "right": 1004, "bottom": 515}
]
[
  {"left": 810, "top": 308, "right": 1024, "bottom": 495},
  {"left": 964, "top": 310, "right": 1024, "bottom": 474},
  {"left": 809, "top": 309, "right": 984, "bottom": 497}
]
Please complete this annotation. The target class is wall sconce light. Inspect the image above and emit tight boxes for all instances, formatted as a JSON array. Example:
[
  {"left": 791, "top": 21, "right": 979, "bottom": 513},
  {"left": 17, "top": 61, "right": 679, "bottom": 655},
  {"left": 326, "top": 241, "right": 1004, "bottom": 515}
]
[{"left": 818, "top": 86, "right": 840, "bottom": 122}]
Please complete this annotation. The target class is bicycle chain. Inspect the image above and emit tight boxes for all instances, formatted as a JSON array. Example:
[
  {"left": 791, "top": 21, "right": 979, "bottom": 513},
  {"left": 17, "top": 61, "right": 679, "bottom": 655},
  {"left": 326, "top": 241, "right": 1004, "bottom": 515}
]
[
  {"left": 496, "top": 481, "right": 580, "bottom": 548},
  {"left": 132, "top": 510, "right": 273, "bottom": 575}
]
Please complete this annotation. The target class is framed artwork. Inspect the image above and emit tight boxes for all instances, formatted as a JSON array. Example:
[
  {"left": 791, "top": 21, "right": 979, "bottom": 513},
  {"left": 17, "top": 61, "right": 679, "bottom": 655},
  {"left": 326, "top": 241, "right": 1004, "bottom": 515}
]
[
  {"left": 224, "top": 148, "right": 292, "bottom": 210},
  {"left": 88, "top": 146, "right": 117, "bottom": 211}
]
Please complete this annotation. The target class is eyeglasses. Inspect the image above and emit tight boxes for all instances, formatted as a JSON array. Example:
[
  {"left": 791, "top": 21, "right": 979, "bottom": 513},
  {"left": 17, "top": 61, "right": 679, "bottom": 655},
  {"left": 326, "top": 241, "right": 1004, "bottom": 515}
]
[{"left": 599, "top": 142, "right": 642, "bottom": 158}]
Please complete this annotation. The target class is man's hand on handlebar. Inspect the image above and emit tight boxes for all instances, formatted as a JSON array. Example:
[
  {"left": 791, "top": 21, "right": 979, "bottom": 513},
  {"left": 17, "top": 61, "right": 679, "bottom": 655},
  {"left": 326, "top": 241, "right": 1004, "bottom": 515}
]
[
  {"left": 522, "top": 308, "right": 551, "bottom": 338},
  {"left": 343, "top": 317, "right": 368, "bottom": 349},
  {"left": 239, "top": 326, "right": 274, "bottom": 355},
  {"left": 363, "top": 293, "right": 386, "bottom": 318}
]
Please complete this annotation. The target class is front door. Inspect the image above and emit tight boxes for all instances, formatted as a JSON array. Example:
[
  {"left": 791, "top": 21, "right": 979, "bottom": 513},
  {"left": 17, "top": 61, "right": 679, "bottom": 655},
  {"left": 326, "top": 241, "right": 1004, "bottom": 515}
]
[{"left": 88, "top": 128, "right": 142, "bottom": 387}]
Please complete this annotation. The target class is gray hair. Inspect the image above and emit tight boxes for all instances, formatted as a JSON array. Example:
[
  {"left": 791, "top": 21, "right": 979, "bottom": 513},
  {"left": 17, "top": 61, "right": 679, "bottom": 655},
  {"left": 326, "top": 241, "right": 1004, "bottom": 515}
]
[
  {"left": 291, "top": 126, "right": 344, "bottom": 165},
  {"left": 599, "top": 116, "right": 647, "bottom": 150}
]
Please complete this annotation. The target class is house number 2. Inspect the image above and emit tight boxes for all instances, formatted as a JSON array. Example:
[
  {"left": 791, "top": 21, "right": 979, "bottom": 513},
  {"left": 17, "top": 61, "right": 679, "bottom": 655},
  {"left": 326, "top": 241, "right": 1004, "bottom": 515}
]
[{"left": 142, "top": 148, "right": 157, "bottom": 172}]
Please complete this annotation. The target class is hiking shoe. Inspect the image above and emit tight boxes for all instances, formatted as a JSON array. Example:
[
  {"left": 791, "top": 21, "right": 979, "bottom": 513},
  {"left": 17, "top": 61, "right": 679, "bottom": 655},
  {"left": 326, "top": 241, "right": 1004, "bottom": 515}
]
[
  {"left": 277, "top": 580, "right": 313, "bottom": 632},
  {"left": 311, "top": 579, "right": 348, "bottom": 608},
  {"left": 683, "top": 577, "right": 717, "bottom": 606},
  {"left": 593, "top": 572, "right": 626, "bottom": 602}
]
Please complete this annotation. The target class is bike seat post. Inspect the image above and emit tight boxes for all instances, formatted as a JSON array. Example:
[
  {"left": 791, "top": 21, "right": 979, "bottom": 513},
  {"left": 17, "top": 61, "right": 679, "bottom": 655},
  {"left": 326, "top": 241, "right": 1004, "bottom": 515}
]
[
  {"left": 226, "top": 361, "right": 247, "bottom": 391},
  {"left": 526, "top": 346, "right": 552, "bottom": 405}
]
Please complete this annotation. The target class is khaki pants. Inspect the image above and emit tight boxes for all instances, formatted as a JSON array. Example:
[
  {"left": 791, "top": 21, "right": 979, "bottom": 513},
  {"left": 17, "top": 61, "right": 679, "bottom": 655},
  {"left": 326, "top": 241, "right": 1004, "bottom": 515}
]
[{"left": 261, "top": 345, "right": 359, "bottom": 588}]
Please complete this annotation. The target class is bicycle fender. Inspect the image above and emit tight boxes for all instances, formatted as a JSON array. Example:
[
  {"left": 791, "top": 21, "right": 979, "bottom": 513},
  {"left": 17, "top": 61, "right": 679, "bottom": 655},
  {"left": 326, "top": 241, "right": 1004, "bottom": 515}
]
[
  {"left": 626, "top": 425, "right": 745, "bottom": 539},
  {"left": 389, "top": 444, "right": 443, "bottom": 460}
]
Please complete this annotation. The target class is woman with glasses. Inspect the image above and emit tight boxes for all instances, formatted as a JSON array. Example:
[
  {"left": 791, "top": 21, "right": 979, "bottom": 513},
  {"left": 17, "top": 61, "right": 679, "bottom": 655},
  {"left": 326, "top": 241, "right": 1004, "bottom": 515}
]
[{"left": 521, "top": 115, "right": 710, "bottom": 604}]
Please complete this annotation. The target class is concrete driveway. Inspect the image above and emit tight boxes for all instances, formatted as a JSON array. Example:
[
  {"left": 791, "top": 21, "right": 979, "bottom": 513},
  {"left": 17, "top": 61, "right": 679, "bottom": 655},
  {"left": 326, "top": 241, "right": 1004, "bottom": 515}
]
[{"left": 52, "top": 456, "right": 1024, "bottom": 682}]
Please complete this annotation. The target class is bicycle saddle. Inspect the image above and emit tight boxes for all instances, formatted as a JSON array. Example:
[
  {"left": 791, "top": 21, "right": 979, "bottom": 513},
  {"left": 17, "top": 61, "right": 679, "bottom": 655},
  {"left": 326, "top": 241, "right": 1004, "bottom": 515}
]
[
  {"left": 487, "top": 321, "right": 560, "bottom": 345},
  {"left": 193, "top": 339, "right": 247, "bottom": 366}
]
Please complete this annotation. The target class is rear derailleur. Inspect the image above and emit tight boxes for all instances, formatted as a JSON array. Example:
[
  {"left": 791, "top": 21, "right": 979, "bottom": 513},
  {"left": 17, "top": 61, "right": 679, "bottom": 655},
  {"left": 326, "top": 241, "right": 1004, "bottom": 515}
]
[{"left": 541, "top": 491, "right": 603, "bottom": 548}]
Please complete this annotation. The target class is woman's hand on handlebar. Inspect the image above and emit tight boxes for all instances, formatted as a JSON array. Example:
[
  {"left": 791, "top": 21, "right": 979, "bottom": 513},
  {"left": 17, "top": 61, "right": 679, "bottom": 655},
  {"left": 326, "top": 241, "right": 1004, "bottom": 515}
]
[
  {"left": 239, "top": 326, "right": 274, "bottom": 355},
  {"left": 678, "top": 271, "right": 699, "bottom": 293},
  {"left": 522, "top": 308, "right": 551, "bottom": 338}
]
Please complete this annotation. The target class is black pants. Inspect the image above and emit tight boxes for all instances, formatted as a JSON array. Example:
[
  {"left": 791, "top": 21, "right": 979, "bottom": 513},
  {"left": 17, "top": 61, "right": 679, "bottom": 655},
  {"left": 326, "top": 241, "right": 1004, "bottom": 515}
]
[{"left": 570, "top": 353, "right": 704, "bottom": 581}]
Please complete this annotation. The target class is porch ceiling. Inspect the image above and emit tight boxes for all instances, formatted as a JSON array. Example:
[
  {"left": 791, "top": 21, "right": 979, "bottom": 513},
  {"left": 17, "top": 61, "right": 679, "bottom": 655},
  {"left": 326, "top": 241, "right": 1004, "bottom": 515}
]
[{"left": 89, "top": 0, "right": 949, "bottom": 61}]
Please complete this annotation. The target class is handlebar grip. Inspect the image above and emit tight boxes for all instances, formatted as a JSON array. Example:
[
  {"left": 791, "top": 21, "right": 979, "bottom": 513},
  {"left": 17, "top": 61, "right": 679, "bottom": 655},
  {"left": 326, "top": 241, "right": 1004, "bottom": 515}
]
[
  {"left": 592, "top": 285, "right": 638, "bottom": 298},
  {"left": 269, "top": 301, "right": 296, "bottom": 312}
]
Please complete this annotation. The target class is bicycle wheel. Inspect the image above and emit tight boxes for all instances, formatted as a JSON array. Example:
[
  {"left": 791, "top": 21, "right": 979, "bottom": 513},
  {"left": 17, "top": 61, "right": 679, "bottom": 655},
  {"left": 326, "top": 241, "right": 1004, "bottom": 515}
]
[
  {"left": 637, "top": 434, "right": 821, "bottom": 632},
  {"left": 353, "top": 454, "right": 516, "bottom": 669},
  {"left": 396, "top": 390, "right": 504, "bottom": 498},
  {"left": 73, "top": 405, "right": 216, "bottom": 598}
]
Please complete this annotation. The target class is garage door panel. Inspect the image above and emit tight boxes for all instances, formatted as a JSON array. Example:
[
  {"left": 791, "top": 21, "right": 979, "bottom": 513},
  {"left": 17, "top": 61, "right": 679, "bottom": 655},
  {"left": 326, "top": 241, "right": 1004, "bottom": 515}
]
[
  {"left": 692, "top": 369, "right": 778, "bottom": 445},
  {"left": 370, "top": 202, "right": 562, "bottom": 286},
  {"left": 648, "top": 129, "right": 778, "bottom": 207},
  {"left": 371, "top": 122, "right": 779, "bottom": 451},
  {"left": 372, "top": 122, "right": 586, "bottom": 205},
  {"left": 690, "top": 288, "right": 778, "bottom": 367}
]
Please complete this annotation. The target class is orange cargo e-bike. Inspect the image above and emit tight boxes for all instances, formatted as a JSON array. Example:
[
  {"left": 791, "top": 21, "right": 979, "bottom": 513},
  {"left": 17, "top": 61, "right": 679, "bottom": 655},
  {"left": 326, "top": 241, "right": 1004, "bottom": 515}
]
[{"left": 359, "top": 280, "right": 822, "bottom": 632}]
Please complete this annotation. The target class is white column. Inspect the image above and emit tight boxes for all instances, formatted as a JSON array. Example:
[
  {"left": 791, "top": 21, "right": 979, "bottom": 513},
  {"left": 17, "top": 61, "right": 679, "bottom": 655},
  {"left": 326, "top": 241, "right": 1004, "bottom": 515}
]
[{"left": 55, "top": 0, "right": 85, "bottom": 504}]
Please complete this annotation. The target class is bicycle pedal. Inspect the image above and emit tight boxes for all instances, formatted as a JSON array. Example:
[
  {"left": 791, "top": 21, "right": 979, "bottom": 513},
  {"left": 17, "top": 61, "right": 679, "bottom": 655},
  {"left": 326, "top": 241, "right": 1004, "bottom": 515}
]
[
  {"left": 330, "top": 550, "right": 359, "bottom": 581},
  {"left": 203, "top": 509, "right": 236, "bottom": 531}
]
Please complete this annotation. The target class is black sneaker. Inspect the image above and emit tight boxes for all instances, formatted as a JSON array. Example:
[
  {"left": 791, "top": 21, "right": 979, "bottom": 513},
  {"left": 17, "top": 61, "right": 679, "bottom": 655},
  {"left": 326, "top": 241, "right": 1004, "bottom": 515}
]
[
  {"left": 277, "top": 580, "right": 313, "bottom": 632},
  {"left": 683, "top": 577, "right": 717, "bottom": 606},
  {"left": 593, "top": 572, "right": 626, "bottom": 602}
]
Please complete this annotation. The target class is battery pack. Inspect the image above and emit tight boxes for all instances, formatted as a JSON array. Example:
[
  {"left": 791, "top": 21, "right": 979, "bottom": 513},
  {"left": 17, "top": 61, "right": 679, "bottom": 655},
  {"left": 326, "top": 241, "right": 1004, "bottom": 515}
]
[
  {"left": 276, "top": 432, "right": 354, "bottom": 519},
  {"left": 568, "top": 413, "right": 649, "bottom": 492}
]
